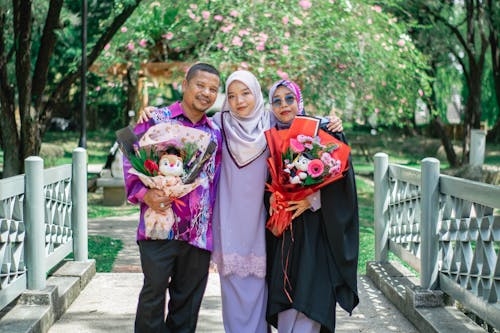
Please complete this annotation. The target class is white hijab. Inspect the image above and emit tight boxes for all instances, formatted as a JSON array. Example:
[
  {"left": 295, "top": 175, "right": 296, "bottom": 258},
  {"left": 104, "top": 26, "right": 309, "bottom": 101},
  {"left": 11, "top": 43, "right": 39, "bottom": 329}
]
[{"left": 220, "top": 70, "right": 270, "bottom": 167}]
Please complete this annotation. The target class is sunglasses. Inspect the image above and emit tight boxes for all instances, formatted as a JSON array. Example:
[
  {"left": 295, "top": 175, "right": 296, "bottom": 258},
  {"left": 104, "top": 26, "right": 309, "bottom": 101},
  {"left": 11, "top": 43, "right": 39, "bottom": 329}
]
[{"left": 272, "top": 94, "right": 295, "bottom": 108}]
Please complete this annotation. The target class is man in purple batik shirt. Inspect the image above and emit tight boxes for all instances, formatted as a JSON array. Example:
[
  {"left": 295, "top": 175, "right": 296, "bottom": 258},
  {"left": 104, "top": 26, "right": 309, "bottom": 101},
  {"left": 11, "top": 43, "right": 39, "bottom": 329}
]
[{"left": 122, "top": 63, "right": 222, "bottom": 333}]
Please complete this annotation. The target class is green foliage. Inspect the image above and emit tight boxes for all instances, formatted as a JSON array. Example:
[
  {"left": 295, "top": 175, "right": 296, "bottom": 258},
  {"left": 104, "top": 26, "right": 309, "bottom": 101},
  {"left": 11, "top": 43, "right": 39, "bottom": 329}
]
[{"left": 95, "top": 0, "right": 430, "bottom": 128}]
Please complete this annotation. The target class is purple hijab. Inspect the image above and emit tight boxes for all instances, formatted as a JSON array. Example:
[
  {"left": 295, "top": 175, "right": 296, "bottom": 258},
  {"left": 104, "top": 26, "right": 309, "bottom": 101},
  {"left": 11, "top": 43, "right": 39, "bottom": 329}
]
[{"left": 268, "top": 79, "right": 305, "bottom": 129}]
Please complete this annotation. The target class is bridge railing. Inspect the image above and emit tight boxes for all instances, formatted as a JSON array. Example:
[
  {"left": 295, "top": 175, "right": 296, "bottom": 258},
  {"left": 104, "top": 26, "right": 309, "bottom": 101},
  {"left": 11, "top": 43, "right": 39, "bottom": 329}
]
[
  {"left": 0, "top": 148, "right": 88, "bottom": 310},
  {"left": 374, "top": 152, "right": 500, "bottom": 329}
]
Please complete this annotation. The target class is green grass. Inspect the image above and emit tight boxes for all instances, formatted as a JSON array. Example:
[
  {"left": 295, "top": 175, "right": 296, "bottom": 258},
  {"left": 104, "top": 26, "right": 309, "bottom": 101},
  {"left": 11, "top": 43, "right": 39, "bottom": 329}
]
[
  {"left": 66, "top": 235, "right": 123, "bottom": 272},
  {"left": 356, "top": 175, "right": 375, "bottom": 274},
  {"left": 89, "top": 235, "right": 123, "bottom": 272},
  {"left": 42, "top": 130, "right": 116, "bottom": 166},
  {"left": 87, "top": 192, "right": 139, "bottom": 219}
]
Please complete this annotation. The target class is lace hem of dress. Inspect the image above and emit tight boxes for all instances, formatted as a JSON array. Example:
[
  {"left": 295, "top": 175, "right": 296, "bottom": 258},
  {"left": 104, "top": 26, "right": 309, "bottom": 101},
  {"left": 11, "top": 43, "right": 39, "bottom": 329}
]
[{"left": 212, "top": 252, "right": 266, "bottom": 278}]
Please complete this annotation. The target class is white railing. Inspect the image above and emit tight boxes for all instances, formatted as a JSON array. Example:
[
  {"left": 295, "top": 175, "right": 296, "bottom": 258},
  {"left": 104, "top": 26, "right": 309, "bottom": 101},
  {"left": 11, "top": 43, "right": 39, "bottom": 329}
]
[
  {"left": 374, "top": 152, "right": 500, "bottom": 329},
  {"left": 0, "top": 148, "right": 88, "bottom": 310}
]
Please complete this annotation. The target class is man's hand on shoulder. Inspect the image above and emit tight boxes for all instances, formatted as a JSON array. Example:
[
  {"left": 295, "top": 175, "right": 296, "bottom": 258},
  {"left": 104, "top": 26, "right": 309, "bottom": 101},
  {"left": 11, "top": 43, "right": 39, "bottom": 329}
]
[{"left": 137, "top": 106, "right": 156, "bottom": 124}]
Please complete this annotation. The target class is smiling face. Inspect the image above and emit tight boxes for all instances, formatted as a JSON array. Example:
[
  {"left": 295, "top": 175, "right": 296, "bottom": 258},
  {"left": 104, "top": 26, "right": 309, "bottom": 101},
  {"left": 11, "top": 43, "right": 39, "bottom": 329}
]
[
  {"left": 271, "top": 86, "right": 299, "bottom": 124},
  {"left": 227, "top": 80, "right": 256, "bottom": 118},
  {"left": 181, "top": 70, "right": 220, "bottom": 122},
  {"left": 158, "top": 155, "right": 183, "bottom": 177}
]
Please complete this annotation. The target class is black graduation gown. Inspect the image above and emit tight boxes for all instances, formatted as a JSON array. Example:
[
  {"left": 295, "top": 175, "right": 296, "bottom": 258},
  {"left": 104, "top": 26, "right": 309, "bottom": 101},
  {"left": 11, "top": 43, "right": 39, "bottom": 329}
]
[{"left": 265, "top": 131, "right": 359, "bottom": 333}]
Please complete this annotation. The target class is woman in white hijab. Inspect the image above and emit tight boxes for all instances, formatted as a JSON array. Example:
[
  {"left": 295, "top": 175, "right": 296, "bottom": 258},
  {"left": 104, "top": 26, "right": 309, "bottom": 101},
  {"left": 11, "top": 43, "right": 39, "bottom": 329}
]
[{"left": 211, "top": 70, "right": 270, "bottom": 333}]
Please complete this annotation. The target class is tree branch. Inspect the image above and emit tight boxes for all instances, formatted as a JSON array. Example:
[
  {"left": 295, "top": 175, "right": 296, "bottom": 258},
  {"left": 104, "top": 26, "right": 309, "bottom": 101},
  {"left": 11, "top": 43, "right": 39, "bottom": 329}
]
[
  {"left": 32, "top": 0, "right": 64, "bottom": 110},
  {"left": 40, "top": 0, "right": 143, "bottom": 129},
  {"left": 420, "top": 1, "right": 475, "bottom": 61}
]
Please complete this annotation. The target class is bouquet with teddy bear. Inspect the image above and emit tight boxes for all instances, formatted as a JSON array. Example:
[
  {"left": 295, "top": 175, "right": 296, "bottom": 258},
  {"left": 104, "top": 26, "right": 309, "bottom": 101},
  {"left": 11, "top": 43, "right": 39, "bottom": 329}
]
[
  {"left": 265, "top": 116, "right": 351, "bottom": 237},
  {"left": 117, "top": 121, "right": 217, "bottom": 239}
]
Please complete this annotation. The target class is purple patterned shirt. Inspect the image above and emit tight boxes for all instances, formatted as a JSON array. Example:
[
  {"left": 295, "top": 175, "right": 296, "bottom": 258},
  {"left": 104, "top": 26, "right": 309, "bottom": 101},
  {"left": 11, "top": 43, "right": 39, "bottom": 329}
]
[{"left": 123, "top": 101, "right": 222, "bottom": 251}]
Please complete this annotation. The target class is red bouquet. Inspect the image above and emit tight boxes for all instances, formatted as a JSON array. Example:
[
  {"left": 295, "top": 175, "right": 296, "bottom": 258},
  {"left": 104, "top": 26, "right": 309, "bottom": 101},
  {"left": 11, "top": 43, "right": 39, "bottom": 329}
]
[{"left": 265, "top": 116, "right": 351, "bottom": 237}]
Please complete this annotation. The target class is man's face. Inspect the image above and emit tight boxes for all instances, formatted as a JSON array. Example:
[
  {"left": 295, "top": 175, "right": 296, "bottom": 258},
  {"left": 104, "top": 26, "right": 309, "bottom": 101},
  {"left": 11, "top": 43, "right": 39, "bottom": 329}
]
[{"left": 182, "top": 71, "right": 220, "bottom": 114}]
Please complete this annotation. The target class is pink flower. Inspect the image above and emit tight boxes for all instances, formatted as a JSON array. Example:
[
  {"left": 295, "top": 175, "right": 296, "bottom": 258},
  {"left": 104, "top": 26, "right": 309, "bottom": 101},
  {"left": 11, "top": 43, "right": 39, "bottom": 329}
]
[
  {"left": 121, "top": 26, "right": 127, "bottom": 33},
  {"left": 232, "top": 36, "right": 243, "bottom": 46},
  {"left": 372, "top": 5, "right": 382, "bottom": 12},
  {"left": 104, "top": 43, "right": 110, "bottom": 50},
  {"left": 230, "top": 10, "right": 239, "bottom": 17},
  {"left": 307, "top": 160, "right": 324, "bottom": 178},
  {"left": 284, "top": 32, "right": 290, "bottom": 38},
  {"left": 258, "top": 67, "right": 264, "bottom": 73},
  {"left": 367, "top": 19, "right": 373, "bottom": 25},
  {"left": 290, "top": 139, "right": 305, "bottom": 153},
  {"left": 238, "top": 29, "right": 250, "bottom": 36},
  {"left": 321, "top": 152, "right": 333, "bottom": 165},
  {"left": 397, "top": 39, "right": 405, "bottom": 47},
  {"left": 297, "top": 135, "right": 313, "bottom": 143},
  {"left": 299, "top": 0, "right": 312, "bottom": 9},
  {"left": 216, "top": 42, "right": 224, "bottom": 49},
  {"left": 221, "top": 24, "right": 234, "bottom": 33},
  {"left": 202, "top": 11, "right": 210, "bottom": 20},
  {"left": 189, "top": 3, "right": 198, "bottom": 9},
  {"left": 127, "top": 42, "right": 135, "bottom": 50},
  {"left": 239, "top": 62, "right": 249, "bottom": 69},
  {"left": 282, "top": 16, "right": 289, "bottom": 25},
  {"left": 277, "top": 69, "right": 289, "bottom": 80},
  {"left": 418, "top": 89, "right": 424, "bottom": 97},
  {"left": 95, "top": 86, "right": 101, "bottom": 92},
  {"left": 350, "top": 82, "right": 356, "bottom": 88},
  {"left": 256, "top": 43, "right": 265, "bottom": 51},
  {"left": 283, "top": 45, "right": 289, "bottom": 55},
  {"left": 293, "top": 17, "right": 303, "bottom": 26},
  {"left": 374, "top": 108, "right": 380, "bottom": 113},
  {"left": 214, "top": 15, "right": 223, "bottom": 21},
  {"left": 329, "top": 160, "right": 341, "bottom": 174},
  {"left": 163, "top": 32, "right": 174, "bottom": 40},
  {"left": 139, "top": 39, "right": 147, "bottom": 47}
]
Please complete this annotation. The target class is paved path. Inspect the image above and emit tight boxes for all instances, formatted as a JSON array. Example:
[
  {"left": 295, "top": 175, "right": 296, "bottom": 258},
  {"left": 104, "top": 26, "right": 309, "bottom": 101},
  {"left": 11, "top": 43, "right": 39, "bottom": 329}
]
[
  {"left": 59, "top": 215, "right": 418, "bottom": 332},
  {"left": 48, "top": 273, "right": 417, "bottom": 333},
  {"left": 88, "top": 214, "right": 142, "bottom": 272}
]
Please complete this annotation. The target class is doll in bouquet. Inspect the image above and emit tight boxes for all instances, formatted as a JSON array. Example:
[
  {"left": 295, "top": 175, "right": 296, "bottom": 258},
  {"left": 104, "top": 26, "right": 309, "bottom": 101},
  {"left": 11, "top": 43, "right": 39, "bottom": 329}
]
[{"left": 143, "top": 153, "right": 185, "bottom": 239}]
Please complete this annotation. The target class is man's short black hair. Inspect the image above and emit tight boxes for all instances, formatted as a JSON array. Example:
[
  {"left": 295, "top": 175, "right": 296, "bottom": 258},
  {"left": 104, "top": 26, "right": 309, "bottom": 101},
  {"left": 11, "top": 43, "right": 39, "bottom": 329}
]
[{"left": 185, "top": 63, "right": 220, "bottom": 82}]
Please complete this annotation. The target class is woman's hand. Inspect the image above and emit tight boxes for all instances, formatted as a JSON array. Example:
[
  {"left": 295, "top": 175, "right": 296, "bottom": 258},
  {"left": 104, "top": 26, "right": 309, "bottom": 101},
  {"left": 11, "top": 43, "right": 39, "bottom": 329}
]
[
  {"left": 269, "top": 193, "right": 276, "bottom": 216},
  {"left": 137, "top": 106, "right": 156, "bottom": 124},
  {"left": 143, "top": 188, "right": 171, "bottom": 212},
  {"left": 325, "top": 109, "right": 343, "bottom": 133},
  {"left": 286, "top": 199, "right": 311, "bottom": 220}
]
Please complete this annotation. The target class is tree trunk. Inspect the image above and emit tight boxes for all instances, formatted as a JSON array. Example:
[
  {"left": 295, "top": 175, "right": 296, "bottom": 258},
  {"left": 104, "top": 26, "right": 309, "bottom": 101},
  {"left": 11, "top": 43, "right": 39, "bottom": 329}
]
[
  {"left": 1, "top": 0, "right": 143, "bottom": 177},
  {"left": 126, "top": 63, "right": 139, "bottom": 126},
  {"left": 461, "top": 69, "right": 483, "bottom": 164},
  {"left": 431, "top": 116, "right": 459, "bottom": 167}
]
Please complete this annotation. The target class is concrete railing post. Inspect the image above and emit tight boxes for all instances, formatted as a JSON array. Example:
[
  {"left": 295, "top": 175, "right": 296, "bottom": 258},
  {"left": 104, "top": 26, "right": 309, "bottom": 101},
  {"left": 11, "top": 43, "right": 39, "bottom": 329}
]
[
  {"left": 25, "top": 157, "right": 46, "bottom": 290},
  {"left": 72, "top": 148, "right": 88, "bottom": 261},
  {"left": 420, "top": 157, "right": 440, "bottom": 290},
  {"left": 470, "top": 129, "right": 486, "bottom": 167},
  {"left": 374, "top": 152, "right": 389, "bottom": 262}
]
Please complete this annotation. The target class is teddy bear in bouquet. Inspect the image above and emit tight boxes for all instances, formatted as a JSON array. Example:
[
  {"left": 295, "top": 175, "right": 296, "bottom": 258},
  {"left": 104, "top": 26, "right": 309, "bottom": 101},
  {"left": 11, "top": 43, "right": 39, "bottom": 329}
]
[
  {"left": 284, "top": 154, "right": 311, "bottom": 185},
  {"left": 144, "top": 154, "right": 186, "bottom": 239}
]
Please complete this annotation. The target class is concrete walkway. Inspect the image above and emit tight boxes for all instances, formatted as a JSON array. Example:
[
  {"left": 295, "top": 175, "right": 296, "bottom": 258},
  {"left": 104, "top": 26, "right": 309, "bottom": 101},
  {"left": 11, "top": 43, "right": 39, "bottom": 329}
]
[
  {"left": 47, "top": 215, "right": 419, "bottom": 332},
  {"left": 48, "top": 273, "right": 418, "bottom": 333}
]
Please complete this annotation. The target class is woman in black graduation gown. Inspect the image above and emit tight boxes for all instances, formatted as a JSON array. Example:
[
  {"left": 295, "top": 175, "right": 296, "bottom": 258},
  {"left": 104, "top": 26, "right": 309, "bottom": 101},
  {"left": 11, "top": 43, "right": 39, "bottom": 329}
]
[{"left": 265, "top": 80, "right": 359, "bottom": 333}]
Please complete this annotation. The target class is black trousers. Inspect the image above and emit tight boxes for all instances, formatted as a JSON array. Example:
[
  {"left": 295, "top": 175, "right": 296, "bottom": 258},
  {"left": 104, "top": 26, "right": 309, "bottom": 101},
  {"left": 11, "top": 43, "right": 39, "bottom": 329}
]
[{"left": 135, "top": 240, "right": 211, "bottom": 333}]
